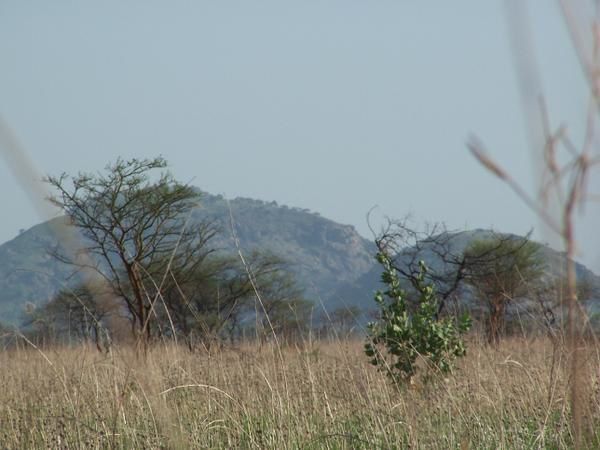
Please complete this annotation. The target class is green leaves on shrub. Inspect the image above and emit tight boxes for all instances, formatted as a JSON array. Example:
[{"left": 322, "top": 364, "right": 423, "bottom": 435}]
[{"left": 365, "top": 252, "right": 471, "bottom": 383}]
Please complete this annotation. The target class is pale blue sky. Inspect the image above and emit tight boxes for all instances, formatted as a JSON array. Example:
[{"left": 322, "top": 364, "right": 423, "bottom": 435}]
[{"left": 1, "top": 1, "right": 599, "bottom": 271}]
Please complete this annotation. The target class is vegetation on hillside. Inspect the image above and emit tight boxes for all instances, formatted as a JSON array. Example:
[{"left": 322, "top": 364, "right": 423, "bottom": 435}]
[
  {"left": 336, "top": 224, "right": 600, "bottom": 332},
  {"left": 0, "top": 186, "right": 375, "bottom": 327},
  {"left": 27, "top": 158, "right": 314, "bottom": 352}
]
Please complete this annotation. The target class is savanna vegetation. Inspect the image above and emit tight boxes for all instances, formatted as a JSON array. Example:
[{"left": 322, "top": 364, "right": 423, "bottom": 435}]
[
  {"left": 1, "top": 336, "right": 600, "bottom": 449},
  {"left": 0, "top": 154, "right": 596, "bottom": 449}
]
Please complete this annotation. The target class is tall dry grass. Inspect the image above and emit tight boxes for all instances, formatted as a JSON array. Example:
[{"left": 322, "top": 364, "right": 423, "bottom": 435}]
[{"left": 0, "top": 336, "right": 598, "bottom": 449}]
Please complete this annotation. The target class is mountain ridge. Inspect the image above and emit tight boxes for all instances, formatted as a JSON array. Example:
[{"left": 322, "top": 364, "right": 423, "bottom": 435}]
[
  {"left": 1, "top": 191, "right": 599, "bottom": 326},
  {"left": 330, "top": 228, "right": 600, "bottom": 318},
  {"left": 0, "top": 191, "right": 376, "bottom": 324}
]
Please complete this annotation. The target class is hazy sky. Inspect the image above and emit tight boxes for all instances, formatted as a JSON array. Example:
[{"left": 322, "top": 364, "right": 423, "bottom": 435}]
[{"left": 1, "top": 1, "right": 599, "bottom": 271}]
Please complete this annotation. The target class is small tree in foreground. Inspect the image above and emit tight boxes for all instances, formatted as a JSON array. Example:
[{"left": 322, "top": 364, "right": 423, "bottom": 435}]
[{"left": 365, "top": 251, "right": 471, "bottom": 384}]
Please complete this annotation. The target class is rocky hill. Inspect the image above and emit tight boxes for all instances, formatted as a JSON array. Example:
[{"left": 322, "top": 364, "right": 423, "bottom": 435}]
[
  {"left": 330, "top": 229, "right": 600, "bottom": 321},
  {"left": 2, "top": 194, "right": 599, "bottom": 328},
  {"left": 191, "top": 192, "right": 376, "bottom": 301},
  {"left": 0, "top": 191, "right": 376, "bottom": 324}
]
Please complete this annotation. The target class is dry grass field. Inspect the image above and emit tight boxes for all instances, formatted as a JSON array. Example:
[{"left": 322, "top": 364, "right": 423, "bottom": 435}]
[{"left": 0, "top": 335, "right": 599, "bottom": 449}]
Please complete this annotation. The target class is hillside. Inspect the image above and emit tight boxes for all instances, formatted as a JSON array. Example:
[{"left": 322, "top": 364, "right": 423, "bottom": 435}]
[
  {"left": 0, "top": 192, "right": 376, "bottom": 324},
  {"left": 192, "top": 193, "right": 375, "bottom": 296},
  {"left": 331, "top": 229, "right": 600, "bottom": 319},
  {"left": 0, "top": 218, "right": 80, "bottom": 324},
  {"left": 2, "top": 196, "right": 600, "bottom": 328}
]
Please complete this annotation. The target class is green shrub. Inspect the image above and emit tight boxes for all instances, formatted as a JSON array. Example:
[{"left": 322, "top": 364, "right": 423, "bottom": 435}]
[{"left": 364, "top": 251, "right": 471, "bottom": 383}]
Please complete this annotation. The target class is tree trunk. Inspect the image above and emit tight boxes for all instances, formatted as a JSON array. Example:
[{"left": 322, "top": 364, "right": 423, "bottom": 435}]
[{"left": 488, "top": 295, "right": 505, "bottom": 346}]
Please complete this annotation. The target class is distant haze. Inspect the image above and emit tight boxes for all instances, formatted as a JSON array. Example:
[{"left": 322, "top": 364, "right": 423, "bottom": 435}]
[{"left": 1, "top": 1, "right": 599, "bottom": 272}]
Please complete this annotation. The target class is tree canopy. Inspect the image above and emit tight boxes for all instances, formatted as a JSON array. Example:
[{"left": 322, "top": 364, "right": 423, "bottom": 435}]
[
  {"left": 463, "top": 235, "right": 545, "bottom": 343},
  {"left": 43, "top": 157, "right": 311, "bottom": 351}
]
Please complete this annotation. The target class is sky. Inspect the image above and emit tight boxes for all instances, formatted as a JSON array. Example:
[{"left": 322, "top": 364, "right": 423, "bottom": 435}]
[{"left": 1, "top": 1, "right": 599, "bottom": 272}]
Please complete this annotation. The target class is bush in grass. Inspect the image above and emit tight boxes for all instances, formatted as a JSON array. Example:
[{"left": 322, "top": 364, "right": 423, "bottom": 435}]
[{"left": 364, "top": 251, "right": 471, "bottom": 383}]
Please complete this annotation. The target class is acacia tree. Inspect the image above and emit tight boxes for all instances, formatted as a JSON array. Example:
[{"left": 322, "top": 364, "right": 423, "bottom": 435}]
[
  {"left": 154, "top": 250, "right": 309, "bottom": 349},
  {"left": 23, "top": 282, "right": 118, "bottom": 351},
  {"left": 463, "top": 236, "right": 545, "bottom": 345},
  {"left": 250, "top": 260, "right": 312, "bottom": 344},
  {"left": 45, "top": 157, "right": 218, "bottom": 349},
  {"left": 328, "top": 306, "right": 361, "bottom": 337},
  {"left": 374, "top": 218, "right": 540, "bottom": 319}
]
